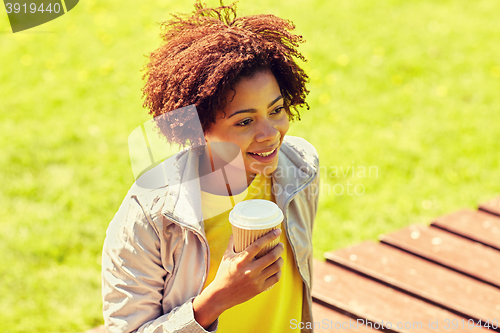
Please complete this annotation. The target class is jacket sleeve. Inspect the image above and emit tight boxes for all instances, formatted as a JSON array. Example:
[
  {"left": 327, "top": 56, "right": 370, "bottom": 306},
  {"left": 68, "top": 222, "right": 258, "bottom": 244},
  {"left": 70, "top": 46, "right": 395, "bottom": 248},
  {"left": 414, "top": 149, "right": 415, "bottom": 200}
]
[
  {"left": 102, "top": 194, "right": 218, "bottom": 333},
  {"left": 311, "top": 151, "right": 320, "bottom": 228}
]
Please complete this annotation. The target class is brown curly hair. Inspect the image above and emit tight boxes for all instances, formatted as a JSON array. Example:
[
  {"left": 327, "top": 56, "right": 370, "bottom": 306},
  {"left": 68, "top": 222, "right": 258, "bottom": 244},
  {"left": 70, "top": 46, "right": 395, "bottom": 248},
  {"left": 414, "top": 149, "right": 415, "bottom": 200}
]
[{"left": 141, "top": 1, "right": 309, "bottom": 146}]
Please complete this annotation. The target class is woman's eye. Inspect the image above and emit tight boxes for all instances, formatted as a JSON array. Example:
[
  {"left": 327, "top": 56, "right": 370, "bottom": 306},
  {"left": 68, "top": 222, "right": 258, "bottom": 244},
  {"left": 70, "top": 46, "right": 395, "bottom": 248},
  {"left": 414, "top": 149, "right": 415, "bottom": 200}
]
[
  {"left": 236, "top": 119, "right": 252, "bottom": 126},
  {"left": 272, "top": 106, "right": 284, "bottom": 114},
  {"left": 235, "top": 107, "right": 283, "bottom": 126}
]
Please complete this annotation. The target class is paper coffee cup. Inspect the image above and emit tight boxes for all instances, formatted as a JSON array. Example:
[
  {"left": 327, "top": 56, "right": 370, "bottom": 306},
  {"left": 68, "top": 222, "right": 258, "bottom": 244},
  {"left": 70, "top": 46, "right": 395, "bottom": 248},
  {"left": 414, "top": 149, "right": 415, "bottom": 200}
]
[{"left": 229, "top": 199, "right": 283, "bottom": 259}]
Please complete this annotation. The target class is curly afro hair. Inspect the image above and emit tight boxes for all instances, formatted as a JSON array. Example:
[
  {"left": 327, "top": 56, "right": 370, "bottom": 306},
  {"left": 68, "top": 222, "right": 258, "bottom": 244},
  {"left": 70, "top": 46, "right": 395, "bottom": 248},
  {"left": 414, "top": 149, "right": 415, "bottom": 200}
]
[{"left": 141, "top": 1, "right": 309, "bottom": 147}]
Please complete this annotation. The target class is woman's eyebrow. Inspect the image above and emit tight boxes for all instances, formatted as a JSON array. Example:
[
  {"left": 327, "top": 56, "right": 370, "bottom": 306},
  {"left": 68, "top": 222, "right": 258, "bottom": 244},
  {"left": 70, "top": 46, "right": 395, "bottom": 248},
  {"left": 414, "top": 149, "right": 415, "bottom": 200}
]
[
  {"left": 228, "top": 95, "right": 283, "bottom": 118},
  {"left": 267, "top": 95, "right": 283, "bottom": 108}
]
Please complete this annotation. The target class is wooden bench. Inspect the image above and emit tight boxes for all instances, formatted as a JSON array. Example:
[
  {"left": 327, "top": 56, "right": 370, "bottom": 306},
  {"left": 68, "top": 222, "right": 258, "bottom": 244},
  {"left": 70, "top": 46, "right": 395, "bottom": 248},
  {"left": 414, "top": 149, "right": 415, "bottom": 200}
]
[
  {"left": 85, "top": 197, "right": 500, "bottom": 332},
  {"left": 313, "top": 197, "right": 500, "bottom": 332}
]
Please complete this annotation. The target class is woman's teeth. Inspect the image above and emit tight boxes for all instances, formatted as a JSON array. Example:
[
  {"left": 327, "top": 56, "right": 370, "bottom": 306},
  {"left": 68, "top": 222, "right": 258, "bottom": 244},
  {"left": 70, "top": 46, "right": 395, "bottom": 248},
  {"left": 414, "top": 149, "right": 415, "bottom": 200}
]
[{"left": 252, "top": 148, "right": 275, "bottom": 157}]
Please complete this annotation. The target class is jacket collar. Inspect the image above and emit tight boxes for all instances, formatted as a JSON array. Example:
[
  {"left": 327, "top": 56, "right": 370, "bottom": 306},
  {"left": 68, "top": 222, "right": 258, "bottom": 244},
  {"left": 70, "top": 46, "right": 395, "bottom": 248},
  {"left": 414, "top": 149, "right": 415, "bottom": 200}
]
[
  {"left": 162, "top": 147, "right": 205, "bottom": 233},
  {"left": 272, "top": 141, "right": 317, "bottom": 210}
]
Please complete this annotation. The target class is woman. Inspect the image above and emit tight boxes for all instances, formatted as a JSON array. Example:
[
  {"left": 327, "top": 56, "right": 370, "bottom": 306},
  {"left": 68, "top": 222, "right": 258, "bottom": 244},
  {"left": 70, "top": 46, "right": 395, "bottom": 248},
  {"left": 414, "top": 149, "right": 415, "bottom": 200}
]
[{"left": 102, "top": 2, "right": 319, "bottom": 332}]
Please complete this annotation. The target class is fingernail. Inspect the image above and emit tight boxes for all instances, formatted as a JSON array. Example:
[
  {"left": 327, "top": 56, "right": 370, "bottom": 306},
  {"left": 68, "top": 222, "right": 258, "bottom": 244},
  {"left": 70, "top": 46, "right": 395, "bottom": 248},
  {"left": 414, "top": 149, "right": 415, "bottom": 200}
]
[{"left": 274, "top": 229, "right": 281, "bottom": 236}]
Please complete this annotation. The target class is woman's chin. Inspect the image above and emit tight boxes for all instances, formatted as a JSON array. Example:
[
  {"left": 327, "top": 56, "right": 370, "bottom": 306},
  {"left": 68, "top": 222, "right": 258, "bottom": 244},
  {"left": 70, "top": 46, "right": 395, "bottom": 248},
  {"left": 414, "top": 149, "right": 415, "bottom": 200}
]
[{"left": 248, "top": 165, "right": 278, "bottom": 178}]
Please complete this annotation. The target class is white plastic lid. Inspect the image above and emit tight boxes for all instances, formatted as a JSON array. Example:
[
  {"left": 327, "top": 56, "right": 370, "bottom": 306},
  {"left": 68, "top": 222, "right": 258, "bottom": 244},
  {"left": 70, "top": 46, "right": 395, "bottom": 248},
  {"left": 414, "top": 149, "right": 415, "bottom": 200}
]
[{"left": 229, "top": 199, "right": 284, "bottom": 230}]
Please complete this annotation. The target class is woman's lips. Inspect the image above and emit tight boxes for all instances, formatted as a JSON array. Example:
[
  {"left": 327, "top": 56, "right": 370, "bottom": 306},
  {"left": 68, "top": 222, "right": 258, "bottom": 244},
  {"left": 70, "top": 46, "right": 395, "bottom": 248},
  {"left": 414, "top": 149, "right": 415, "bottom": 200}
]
[{"left": 247, "top": 147, "right": 278, "bottom": 163}]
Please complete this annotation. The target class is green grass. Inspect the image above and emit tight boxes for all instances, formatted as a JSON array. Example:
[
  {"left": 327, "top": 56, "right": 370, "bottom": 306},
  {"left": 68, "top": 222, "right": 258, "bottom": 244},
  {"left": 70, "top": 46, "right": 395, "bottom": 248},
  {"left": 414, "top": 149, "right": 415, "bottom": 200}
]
[{"left": 1, "top": 0, "right": 500, "bottom": 331}]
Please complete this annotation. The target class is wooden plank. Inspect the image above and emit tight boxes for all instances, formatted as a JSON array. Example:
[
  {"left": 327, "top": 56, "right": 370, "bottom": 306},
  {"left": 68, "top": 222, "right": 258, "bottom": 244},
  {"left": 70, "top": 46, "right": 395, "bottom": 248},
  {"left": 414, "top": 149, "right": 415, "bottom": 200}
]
[
  {"left": 380, "top": 224, "right": 500, "bottom": 289},
  {"left": 431, "top": 209, "right": 500, "bottom": 251},
  {"left": 479, "top": 197, "right": 500, "bottom": 218},
  {"left": 312, "top": 302, "right": 379, "bottom": 332},
  {"left": 313, "top": 260, "right": 487, "bottom": 333},
  {"left": 324, "top": 242, "right": 500, "bottom": 324}
]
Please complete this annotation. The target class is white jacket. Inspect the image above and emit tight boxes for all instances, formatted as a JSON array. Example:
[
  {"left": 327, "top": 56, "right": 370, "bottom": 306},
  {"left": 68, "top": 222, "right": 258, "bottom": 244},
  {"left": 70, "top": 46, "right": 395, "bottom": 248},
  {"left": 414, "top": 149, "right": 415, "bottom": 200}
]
[{"left": 102, "top": 136, "right": 320, "bottom": 333}]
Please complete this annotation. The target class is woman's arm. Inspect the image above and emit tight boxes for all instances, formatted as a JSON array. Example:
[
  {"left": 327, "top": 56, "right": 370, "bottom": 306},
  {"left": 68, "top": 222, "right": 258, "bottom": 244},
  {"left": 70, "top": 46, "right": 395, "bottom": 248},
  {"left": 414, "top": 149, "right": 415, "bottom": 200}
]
[{"left": 102, "top": 194, "right": 214, "bottom": 333}]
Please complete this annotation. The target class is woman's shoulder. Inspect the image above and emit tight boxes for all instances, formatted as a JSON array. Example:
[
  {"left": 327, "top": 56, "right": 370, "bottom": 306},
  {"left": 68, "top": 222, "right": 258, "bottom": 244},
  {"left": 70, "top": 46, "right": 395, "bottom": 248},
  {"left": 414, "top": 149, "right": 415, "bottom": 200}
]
[
  {"left": 131, "top": 148, "right": 189, "bottom": 193},
  {"left": 118, "top": 146, "right": 200, "bottom": 231},
  {"left": 110, "top": 156, "right": 181, "bottom": 238},
  {"left": 105, "top": 184, "right": 170, "bottom": 241}
]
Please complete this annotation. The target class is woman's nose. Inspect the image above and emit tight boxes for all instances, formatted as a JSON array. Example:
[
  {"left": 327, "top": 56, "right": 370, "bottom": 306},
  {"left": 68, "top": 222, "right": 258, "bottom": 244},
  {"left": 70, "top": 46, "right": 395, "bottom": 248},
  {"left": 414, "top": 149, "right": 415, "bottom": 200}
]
[{"left": 255, "top": 120, "right": 279, "bottom": 142}]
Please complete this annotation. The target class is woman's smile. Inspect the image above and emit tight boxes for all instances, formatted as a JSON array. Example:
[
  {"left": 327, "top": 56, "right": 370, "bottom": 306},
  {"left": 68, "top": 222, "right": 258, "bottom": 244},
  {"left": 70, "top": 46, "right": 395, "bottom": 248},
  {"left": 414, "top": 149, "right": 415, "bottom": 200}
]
[{"left": 247, "top": 145, "right": 278, "bottom": 161}]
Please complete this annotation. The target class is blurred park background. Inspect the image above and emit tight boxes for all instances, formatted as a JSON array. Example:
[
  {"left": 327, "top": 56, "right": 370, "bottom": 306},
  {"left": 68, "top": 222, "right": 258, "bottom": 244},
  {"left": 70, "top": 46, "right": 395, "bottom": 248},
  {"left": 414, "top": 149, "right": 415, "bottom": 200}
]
[{"left": 1, "top": 0, "right": 499, "bottom": 331}]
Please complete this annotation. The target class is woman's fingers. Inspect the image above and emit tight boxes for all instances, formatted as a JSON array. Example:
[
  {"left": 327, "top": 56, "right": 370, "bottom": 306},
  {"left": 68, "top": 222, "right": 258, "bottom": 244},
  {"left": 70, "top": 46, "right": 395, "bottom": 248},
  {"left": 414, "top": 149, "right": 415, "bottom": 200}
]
[
  {"left": 262, "top": 256, "right": 284, "bottom": 279},
  {"left": 264, "top": 268, "right": 283, "bottom": 290},
  {"left": 252, "top": 238, "right": 284, "bottom": 270},
  {"left": 241, "top": 228, "right": 282, "bottom": 261}
]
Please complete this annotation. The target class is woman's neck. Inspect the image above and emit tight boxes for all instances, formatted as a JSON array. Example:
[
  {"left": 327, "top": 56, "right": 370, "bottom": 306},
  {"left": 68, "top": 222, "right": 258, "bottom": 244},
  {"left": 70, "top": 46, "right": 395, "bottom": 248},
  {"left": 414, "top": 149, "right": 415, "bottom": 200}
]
[{"left": 198, "top": 146, "right": 254, "bottom": 196}]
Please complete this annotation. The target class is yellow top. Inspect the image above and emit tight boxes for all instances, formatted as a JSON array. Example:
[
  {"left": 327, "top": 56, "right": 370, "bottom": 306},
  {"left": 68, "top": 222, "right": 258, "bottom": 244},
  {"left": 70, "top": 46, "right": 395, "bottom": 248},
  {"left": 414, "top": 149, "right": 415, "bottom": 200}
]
[{"left": 201, "top": 173, "right": 303, "bottom": 332}]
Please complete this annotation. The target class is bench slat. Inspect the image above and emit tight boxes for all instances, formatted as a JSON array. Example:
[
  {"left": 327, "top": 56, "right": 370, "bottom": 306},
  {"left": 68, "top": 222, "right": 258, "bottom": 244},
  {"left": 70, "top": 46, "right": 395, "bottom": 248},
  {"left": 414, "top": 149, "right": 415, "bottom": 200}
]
[
  {"left": 324, "top": 242, "right": 500, "bottom": 322},
  {"left": 380, "top": 224, "right": 500, "bottom": 288},
  {"left": 479, "top": 197, "right": 500, "bottom": 217},
  {"left": 312, "top": 302, "right": 378, "bottom": 332},
  {"left": 431, "top": 209, "right": 500, "bottom": 251},
  {"left": 313, "top": 260, "right": 486, "bottom": 333}
]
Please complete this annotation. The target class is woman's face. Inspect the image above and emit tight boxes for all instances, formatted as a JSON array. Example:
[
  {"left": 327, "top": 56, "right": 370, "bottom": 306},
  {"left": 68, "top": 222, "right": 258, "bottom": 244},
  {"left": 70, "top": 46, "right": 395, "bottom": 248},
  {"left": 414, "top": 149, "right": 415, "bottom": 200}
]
[{"left": 204, "top": 70, "right": 290, "bottom": 183}]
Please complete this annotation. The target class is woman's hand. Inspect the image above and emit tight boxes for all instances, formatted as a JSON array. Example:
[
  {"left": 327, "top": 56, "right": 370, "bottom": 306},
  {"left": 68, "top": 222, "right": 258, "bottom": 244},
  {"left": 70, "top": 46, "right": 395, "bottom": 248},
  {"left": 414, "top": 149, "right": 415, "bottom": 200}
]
[
  {"left": 211, "top": 229, "right": 284, "bottom": 305},
  {"left": 192, "top": 229, "right": 284, "bottom": 329}
]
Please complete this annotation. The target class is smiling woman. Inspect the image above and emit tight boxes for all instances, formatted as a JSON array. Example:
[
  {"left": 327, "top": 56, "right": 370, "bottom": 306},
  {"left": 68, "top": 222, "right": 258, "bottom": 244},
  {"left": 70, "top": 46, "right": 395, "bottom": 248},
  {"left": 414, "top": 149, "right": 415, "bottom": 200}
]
[{"left": 101, "top": 2, "right": 319, "bottom": 333}]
